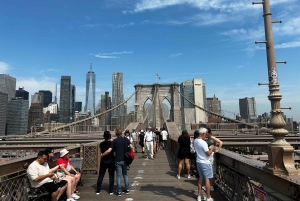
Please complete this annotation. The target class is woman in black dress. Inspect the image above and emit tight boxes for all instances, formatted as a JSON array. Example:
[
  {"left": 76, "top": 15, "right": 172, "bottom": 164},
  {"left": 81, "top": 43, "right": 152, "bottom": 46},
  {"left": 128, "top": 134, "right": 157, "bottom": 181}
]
[
  {"left": 177, "top": 129, "right": 192, "bottom": 179},
  {"left": 96, "top": 131, "right": 115, "bottom": 195}
]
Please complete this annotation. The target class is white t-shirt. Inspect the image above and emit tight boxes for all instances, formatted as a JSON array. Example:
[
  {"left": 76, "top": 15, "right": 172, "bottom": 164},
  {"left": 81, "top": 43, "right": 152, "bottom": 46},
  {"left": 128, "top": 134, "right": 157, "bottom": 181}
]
[
  {"left": 194, "top": 138, "right": 210, "bottom": 164},
  {"left": 131, "top": 132, "right": 137, "bottom": 141},
  {"left": 144, "top": 131, "right": 153, "bottom": 141},
  {"left": 27, "top": 161, "right": 53, "bottom": 187},
  {"left": 161, "top": 130, "right": 168, "bottom": 140}
]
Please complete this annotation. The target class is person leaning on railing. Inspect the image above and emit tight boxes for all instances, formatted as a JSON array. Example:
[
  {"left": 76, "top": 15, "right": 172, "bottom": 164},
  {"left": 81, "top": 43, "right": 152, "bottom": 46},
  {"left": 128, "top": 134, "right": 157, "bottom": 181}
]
[{"left": 56, "top": 148, "right": 82, "bottom": 195}]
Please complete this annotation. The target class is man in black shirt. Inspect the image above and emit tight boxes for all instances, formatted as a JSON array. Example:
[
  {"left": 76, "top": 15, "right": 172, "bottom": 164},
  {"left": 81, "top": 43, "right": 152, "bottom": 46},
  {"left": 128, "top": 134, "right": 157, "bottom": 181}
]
[{"left": 101, "top": 128, "right": 134, "bottom": 197}]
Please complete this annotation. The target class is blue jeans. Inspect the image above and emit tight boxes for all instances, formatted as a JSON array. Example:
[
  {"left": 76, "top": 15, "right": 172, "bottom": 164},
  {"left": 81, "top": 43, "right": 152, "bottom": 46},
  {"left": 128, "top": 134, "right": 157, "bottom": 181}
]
[{"left": 115, "top": 161, "right": 129, "bottom": 193}]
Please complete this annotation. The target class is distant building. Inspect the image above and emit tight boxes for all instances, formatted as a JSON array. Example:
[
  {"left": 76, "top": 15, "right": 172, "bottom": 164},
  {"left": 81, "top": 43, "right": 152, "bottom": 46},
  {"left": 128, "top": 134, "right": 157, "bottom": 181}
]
[
  {"left": 70, "top": 84, "right": 76, "bottom": 122},
  {"left": 43, "top": 103, "right": 58, "bottom": 114},
  {"left": 31, "top": 92, "right": 43, "bottom": 104},
  {"left": 84, "top": 59, "right": 96, "bottom": 115},
  {"left": 0, "top": 92, "right": 8, "bottom": 135},
  {"left": 99, "top": 91, "right": 112, "bottom": 129},
  {"left": 180, "top": 78, "right": 207, "bottom": 129},
  {"left": 39, "top": 90, "right": 52, "bottom": 107},
  {"left": 6, "top": 98, "right": 29, "bottom": 135},
  {"left": 206, "top": 94, "right": 222, "bottom": 117},
  {"left": 112, "top": 72, "right": 125, "bottom": 118},
  {"left": 28, "top": 103, "right": 44, "bottom": 132},
  {"left": 59, "top": 76, "right": 71, "bottom": 124},
  {"left": 75, "top": 102, "right": 82, "bottom": 113},
  {"left": 0, "top": 74, "right": 16, "bottom": 100},
  {"left": 239, "top": 97, "right": 257, "bottom": 122},
  {"left": 15, "top": 87, "right": 29, "bottom": 100}
]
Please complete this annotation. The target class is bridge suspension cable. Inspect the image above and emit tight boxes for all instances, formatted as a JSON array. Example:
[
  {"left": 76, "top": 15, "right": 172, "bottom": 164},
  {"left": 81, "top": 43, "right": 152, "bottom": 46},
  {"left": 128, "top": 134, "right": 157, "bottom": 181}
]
[
  {"left": 175, "top": 88, "right": 256, "bottom": 128},
  {"left": 38, "top": 89, "right": 139, "bottom": 134}
]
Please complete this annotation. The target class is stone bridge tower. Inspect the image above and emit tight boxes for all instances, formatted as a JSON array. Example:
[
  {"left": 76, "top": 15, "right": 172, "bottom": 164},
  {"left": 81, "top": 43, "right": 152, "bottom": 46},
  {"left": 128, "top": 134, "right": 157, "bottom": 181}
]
[{"left": 134, "top": 83, "right": 181, "bottom": 130}]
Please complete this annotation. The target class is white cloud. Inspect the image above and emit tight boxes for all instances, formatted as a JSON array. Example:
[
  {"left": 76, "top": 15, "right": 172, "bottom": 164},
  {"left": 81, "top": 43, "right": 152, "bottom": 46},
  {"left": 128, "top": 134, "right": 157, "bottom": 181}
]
[
  {"left": 93, "top": 51, "right": 133, "bottom": 59},
  {"left": 275, "top": 40, "right": 300, "bottom": 49},
  {"left": 0, "top": 62, "right": 11, "bottom": 74},
  {"left": 133, "top": 0, "right": 266, "bottom": 13},
  {"left": 169, "top": 53, "right": 182, "bottom": 58}
]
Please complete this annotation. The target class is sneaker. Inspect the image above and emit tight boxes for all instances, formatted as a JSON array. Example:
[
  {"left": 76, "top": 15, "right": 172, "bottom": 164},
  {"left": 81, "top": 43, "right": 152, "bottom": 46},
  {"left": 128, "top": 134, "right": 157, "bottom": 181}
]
[
  {"left": 96, "top": 192, "right": 100, "bottom": 195},
  {"left": 206, "top": 197, "right": 214, "bottom": 201},
  {"left": 66, "top": 198, "right": 75, "bottom": 201},
  {"left": 122, "top": 189, "right": 130, "bottom": 194},
  {"left": 197, "top": 196, "right": 206, "bottom": 201},
  {"left": 210, "top": 186, "right": 215, "bottom": 191},
  {"left": 117, "top": 192, "right": 122, "bottom": 197},
  {"left": 177, "top": 175, "right": 180, "bottom": 179},
  {"left": 187, "top": 174, "right": 190, "bottom": 179},
  {"left": 202, "top": 186, "right": 206, "bottom": 191},
  {"left": 71, "top": 194, "right": 80, "bottom": 199},
  {"left": 109, "top": 192, "right": 113, "bottom": 195}
]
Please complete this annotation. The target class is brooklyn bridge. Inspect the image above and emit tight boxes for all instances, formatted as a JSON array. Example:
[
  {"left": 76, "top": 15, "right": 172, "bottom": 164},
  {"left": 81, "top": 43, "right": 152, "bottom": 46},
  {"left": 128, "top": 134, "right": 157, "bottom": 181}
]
[{"left": 1, "top": 0, "right": 300, "bottom": 200}]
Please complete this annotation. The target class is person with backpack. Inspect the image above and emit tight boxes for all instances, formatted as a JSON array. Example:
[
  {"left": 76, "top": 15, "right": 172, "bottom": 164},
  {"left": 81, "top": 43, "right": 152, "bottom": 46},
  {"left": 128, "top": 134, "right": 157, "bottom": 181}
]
[{"left": 100, "top": 128, "right": 134, "bottom": 197}]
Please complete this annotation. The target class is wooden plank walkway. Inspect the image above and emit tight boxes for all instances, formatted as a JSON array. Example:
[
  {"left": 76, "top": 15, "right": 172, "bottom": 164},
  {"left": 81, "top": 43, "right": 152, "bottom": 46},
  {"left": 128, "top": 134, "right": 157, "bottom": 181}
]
[{"left": 76, "top": 148, "right": 227, "bottom": 201}]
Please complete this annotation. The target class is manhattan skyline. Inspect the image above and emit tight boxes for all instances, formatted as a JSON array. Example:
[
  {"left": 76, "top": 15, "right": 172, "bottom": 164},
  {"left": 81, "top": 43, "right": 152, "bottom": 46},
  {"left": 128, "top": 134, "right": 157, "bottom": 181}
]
[{"left": 0, "top": 0, "right": 299, "bottom": 121}]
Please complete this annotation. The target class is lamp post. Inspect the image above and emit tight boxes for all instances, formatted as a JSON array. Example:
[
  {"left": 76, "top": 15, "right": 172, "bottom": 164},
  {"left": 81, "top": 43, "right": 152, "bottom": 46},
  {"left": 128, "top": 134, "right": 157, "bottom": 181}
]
[{"left": 253, "top": 0, "right": 298, "bottom": 175}]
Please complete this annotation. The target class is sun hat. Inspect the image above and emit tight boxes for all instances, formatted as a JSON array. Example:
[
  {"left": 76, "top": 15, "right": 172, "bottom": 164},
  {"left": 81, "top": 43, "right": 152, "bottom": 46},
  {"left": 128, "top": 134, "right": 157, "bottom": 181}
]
[
  {"left": 60, "top": 148, "right": 69, "bottom": 157},
  {"left": 141, "top": 130, "right": 144, "bottom": 132}
]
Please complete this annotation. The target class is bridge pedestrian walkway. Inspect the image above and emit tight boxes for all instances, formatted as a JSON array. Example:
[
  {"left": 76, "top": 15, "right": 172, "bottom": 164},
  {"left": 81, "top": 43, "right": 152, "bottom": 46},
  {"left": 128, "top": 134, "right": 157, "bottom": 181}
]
[{"left": 77, "top": 147, "right": 227, "bottom": 201}]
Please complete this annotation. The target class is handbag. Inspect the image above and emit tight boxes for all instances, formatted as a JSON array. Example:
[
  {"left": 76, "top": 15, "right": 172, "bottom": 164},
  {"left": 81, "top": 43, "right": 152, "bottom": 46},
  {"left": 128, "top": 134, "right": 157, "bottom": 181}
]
[
  {"left": 190, "top": 138, "right": 195, "bottom": 154},
  {"left": 56, "top": 170, "right": 66, "bottom": 178},
  {"left": 124, "top": 137, "right": 135, "bottom": 164}
]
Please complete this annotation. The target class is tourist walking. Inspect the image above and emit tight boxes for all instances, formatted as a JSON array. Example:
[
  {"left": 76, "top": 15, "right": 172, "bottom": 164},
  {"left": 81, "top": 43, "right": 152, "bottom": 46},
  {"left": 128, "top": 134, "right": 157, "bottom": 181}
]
[
  {"left": 161, "top": 128, "right": 168, "bottom": 149},
  {"left": 144, "top": 127, "right": 154, "bottom": 159},
  {"left": 176, "top": 129, "right": 192, "bottom": 179},
  {"left": 131, "top": 129, "right": 138, "bottom": 153},
  {"left": 138, "top": 130, "right": 145, "bottom": 154},
  {"left": 194, "top": 127, "right": 215, "bottom": 201},
  {"left": 96, "top": 131, "right": 115, "bottom": 195},
  {"left": 100, "top": 128, "right": 134, "bottom": 197}
]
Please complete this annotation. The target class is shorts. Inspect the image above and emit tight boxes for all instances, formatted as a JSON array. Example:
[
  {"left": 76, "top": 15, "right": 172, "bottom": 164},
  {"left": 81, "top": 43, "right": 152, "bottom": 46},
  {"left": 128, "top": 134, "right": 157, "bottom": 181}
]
[
  {"left": 196, "top": 162, "right": 213, "bottom": 179},
  {"left": 41, "top": 180, "right": 67, "bottom": 193}
]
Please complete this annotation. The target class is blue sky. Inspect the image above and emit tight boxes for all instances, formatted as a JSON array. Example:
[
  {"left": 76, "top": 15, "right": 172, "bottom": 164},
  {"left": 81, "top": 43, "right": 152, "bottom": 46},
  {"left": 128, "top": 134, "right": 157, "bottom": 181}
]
[{"left": 0, "top": 0, "right": 299, "bottom": 121}]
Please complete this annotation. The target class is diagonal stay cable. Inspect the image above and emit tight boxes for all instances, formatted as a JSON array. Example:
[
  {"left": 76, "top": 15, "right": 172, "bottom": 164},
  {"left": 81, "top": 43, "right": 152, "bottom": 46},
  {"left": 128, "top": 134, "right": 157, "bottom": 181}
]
[
  {"left": 175, "top": 88, "right": 255, "bottom": 128},
  {"left": 38, "top": 89, "right": 139, "bottom": 134}
]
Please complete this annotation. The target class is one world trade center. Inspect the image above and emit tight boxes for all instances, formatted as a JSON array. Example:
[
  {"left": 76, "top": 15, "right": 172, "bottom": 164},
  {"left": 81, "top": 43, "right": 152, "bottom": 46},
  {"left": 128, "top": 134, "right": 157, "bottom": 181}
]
[{"left": 85, "top": 59, "right": 95, "bottom": 115}]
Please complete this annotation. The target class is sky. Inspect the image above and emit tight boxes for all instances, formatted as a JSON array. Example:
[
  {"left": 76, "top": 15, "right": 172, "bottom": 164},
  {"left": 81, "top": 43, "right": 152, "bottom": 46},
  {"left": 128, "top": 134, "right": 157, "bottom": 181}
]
[{"left": 0, "top": 0, "right": 299, "bottom": 122}]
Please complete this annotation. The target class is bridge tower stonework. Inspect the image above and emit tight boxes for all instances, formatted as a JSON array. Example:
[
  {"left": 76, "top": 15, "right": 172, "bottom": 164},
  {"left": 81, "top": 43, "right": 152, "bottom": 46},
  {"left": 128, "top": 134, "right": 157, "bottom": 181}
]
[{"left": 134, "top": 83, "right": 181, "bottom": 130}]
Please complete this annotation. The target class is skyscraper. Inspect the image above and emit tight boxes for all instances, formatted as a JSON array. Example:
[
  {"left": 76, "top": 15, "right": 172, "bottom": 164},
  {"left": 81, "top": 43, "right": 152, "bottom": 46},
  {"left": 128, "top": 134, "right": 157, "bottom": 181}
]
[
  {"left": 75, "top": 102, "right": 82, "bottom": 113},
  {"left": 99, "top": 91, "right": 112, "bottom": 128},
  {"left": 6, "top": 98, "right": 29, "bottom": 135},
  {"left": 0, "top": 74, "right": 16, "bottom": 100},
  {"left": 239, "top": 97, "right": 257, "bottom": 122},
  {"left": 59, "top": 76, "right": 71, "bottom": 124},
  {"left": 0, "top": 92, "right": 8, "bottom": 135},
  {"left": 85, "top": 59, "right": 95, "bottom": 115},
  {"left": 180, "top": 78, "right": 207, "bottom": 129},
  {"left": 39, "top": 90, "right": 52, "bottom": 107},
  {"left": 70, "top": 84, "right": 76, "bottom": 122},
  {"left": 15, "top": 87, "right": 29, "bottom": 100},
  {"left": 112, "top": 72, "right": 124, "bottom": 117},
  {"left": 206, "top": 94, "right": 222, "bottom": 117}
]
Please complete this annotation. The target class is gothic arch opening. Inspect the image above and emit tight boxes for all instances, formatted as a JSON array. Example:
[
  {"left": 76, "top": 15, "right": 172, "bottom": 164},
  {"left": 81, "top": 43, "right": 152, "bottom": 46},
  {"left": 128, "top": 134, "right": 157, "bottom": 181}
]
[
  {"left": 143, "top": 98, "right": 153, "bottom": 127},
  {"left": 162, "top": 98, "right": 171, "bottom": 121}
]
